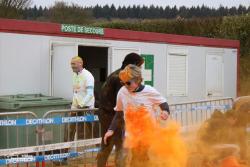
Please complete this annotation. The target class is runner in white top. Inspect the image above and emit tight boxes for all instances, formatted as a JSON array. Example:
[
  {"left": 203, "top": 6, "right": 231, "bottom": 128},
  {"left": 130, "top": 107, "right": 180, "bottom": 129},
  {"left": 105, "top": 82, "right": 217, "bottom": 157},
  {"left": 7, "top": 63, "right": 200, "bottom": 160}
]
[
  {"left": 104, "top": 64, "right": 170, "bottom": 144},
  {"left": 114, "top": 85, "right": 166, "bottom": 120}
]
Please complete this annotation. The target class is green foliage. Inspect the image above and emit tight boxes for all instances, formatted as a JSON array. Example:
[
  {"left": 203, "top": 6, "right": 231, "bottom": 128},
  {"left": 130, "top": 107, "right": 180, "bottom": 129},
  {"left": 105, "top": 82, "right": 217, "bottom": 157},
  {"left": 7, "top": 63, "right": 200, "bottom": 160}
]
[
  {"left": 219, "top": 14, "right": 250, "bottom": 56},
  {"left": 94, "top": 15, "right": 250, "bottom": 57},
  {"left": 47, "top": 1, "right": 93, "bottom": 25},
  {"left": 93, "top": 17, "right": 223, "bottom": 37},
  {"left": 91, "top": 4, "right": 250, "bottom": 19}
]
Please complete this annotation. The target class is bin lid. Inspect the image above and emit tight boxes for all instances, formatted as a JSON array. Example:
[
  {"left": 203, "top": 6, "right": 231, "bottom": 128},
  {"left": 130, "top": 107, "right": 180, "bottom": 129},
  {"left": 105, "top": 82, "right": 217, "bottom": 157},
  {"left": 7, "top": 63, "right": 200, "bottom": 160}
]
[{"left": 0, "top": 94, "right": 71, "bottom": 110}]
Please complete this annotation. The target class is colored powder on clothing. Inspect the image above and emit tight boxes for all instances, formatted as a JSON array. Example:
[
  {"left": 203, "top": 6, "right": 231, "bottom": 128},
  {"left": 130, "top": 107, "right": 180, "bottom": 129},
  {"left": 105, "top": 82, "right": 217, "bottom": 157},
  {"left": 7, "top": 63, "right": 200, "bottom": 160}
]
[{"left": 124, "top": 105, "right": 187, "bottom": 167}]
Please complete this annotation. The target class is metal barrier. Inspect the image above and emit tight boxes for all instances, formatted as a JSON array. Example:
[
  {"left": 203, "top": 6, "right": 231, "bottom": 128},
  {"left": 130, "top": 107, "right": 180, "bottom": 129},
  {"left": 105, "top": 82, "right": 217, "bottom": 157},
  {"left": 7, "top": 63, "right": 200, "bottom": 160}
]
[
  {"left": 41, "top": 108, "right": 102, "bottom": 166},
  {"left": 0, "top": 108, "right": 103, "bottom": 167},
  {"left": 0, "top": 97, "right": 238, "bottom": 167},
  {"left": 169, "top": 97, "right": 234, "bottom": 132},
  {"left": 0, "top": 111, "right": 39, "bottom": 149},
  {"left": 0, "top": 111, "right": 39, "bottom": 167}
]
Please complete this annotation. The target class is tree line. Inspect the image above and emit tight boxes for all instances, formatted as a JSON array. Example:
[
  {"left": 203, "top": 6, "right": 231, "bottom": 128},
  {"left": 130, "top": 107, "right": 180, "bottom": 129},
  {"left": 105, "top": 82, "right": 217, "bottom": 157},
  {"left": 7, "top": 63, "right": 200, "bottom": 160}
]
[{"left": 92, "top": 4, "right": 250, "bottom": 19}]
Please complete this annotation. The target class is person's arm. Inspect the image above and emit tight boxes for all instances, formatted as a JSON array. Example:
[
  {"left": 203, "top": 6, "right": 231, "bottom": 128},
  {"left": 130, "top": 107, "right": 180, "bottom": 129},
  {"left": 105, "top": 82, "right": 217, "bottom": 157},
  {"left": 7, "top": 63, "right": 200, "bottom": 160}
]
[
  {"left": 104, "top": 90, "right": 124, "bottom": 144},
  {"left": 109, "top": 111, "right": 124, "bottom": 131},
  {"left": 104, "top": 111, "right": 124, "bottom": 144},
  {"left": 159, "top": 102, "right": 170, "bottom": 114},
  {"left": 159, "top": 102, "right": 170, "bottom": 120}
]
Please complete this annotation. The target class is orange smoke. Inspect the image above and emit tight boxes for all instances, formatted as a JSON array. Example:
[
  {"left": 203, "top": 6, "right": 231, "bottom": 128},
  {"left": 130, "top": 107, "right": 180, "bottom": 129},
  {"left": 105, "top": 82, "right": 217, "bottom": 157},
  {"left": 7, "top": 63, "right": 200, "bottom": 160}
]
[
  {"left": 124, "top": 106, "right": 187, "bottom": 167},
  {"left": 220, "top": 156, "right": 240, "bottom": 167}
]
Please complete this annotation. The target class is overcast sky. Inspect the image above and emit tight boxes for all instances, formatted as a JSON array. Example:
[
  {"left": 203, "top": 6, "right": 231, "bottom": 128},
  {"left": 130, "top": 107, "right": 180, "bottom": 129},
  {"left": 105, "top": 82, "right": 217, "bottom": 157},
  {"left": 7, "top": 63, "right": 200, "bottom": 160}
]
[{"left": 32, "top": 0, "right": 250, "bottom": 8}]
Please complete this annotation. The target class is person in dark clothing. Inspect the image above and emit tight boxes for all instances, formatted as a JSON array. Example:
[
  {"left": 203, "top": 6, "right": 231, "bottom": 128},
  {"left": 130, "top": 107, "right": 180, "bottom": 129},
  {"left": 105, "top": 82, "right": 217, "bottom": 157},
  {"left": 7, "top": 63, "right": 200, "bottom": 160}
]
[{"left": 96, "top": 53, "right": 144, "bottom": 167}]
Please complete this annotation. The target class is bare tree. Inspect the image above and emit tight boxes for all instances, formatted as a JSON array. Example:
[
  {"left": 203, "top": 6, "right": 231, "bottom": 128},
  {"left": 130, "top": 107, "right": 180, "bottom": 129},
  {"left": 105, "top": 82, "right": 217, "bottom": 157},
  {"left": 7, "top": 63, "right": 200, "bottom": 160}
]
[{"left": 0, "top": 0, "right": 32, "bottom": 18}]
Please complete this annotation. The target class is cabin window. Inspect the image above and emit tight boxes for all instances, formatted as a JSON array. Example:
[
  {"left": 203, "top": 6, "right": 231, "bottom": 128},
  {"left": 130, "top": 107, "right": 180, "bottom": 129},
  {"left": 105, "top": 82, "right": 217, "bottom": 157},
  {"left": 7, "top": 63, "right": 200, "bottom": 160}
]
[{"left": 167, "top": 53, "right": 188, "bottom": 96}]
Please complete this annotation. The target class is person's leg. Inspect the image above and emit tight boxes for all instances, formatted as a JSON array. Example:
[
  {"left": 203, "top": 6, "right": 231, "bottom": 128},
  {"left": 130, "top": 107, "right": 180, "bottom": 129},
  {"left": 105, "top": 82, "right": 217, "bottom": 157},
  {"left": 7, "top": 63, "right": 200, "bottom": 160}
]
[
  {"left": 94, "top": 109, "right": 101, "bottom": 139},
  {"left": 75, "top": 111, "right": 85, "bottom": 139},
  {"left": 97, "top": 136, "right": 116, "bottom": 167},
  {"left": 97, "top": 110, "right": 114, "bottom": 167},
  {"left": 69, "top": 112, "right": 77, "bottom": 141},
  {"left": 78, "top": 109, "right": 96, "bottom": 139},
  {"left": 114, "top": 129, "right": 124, "bottom": 167},
  {"left": 53, "top": 112, "right": 75, "bottom": 166}
]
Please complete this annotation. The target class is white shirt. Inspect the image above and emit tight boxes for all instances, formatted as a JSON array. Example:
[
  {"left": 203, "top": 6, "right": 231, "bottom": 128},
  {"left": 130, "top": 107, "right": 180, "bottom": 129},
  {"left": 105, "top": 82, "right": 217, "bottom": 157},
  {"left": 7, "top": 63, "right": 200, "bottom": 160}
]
[
  {"left": 114, "top": 85, "right": 166, "bottom": 119},
  {"left": 72, "top": 68, "right": 95, "bottom": 109}
]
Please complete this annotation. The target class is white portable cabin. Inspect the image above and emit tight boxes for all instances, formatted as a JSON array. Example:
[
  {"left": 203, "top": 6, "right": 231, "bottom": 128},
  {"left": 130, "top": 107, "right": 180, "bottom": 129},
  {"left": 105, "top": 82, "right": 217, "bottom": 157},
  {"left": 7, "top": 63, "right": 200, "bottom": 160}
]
[{"left": 0, "top": 19, "right": 240, "bottom": 104}]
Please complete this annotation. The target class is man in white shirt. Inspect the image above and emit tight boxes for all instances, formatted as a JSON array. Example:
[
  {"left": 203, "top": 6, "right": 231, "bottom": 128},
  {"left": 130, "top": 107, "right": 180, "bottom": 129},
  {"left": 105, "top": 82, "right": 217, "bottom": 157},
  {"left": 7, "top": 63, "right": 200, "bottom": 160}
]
[
  {"left": 69, "top": 56, "right": 95, "bottom": 140},
  {"left": 57, "top": 56, "right": 95, "bottom": 166},
  {"left": 71, "top": 56, "right": 95, "bottom": 109}
]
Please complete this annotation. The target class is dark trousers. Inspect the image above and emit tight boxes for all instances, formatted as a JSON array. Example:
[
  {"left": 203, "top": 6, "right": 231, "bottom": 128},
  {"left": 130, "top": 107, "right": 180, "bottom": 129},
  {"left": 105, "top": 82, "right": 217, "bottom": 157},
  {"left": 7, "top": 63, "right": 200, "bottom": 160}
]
[
  {"left": 54, "top": 110, "right": 96, "bottom": 155},
  {"left": 65, "top": 111, "right": 93, "bottom": 141},
  {"left": 52, "top": 110, "right": 94, "bottom": 165},
  {"left": 97, "top": 110, "right": 124, "bottom": 167}
]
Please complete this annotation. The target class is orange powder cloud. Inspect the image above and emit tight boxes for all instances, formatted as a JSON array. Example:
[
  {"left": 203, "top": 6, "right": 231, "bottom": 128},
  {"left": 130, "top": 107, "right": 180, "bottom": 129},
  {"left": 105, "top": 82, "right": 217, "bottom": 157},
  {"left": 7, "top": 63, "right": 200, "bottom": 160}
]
[{"left": 124, "top": 106, "right": 187, "bottom": 167}]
